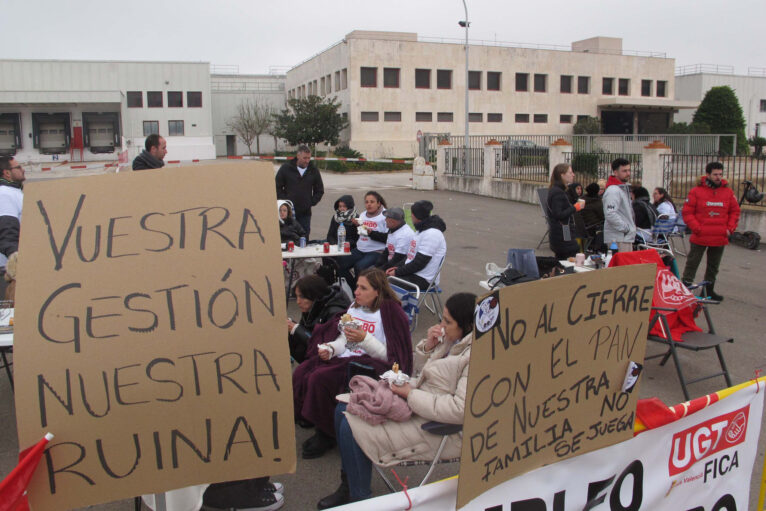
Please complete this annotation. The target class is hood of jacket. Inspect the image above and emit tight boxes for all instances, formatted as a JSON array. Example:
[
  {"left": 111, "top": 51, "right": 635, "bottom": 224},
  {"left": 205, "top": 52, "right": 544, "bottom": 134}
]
[
  {"left": 415, "top": 214, "right": 446, "bottom": 233},
  {"left": 605, "top": 175, "right": 627, "bottom": 189},
  {"left": 697, "top": 175, "right": 729, "bottom": 188},
  {"left": 277, "top": 199, "right": 294, "bottom": 224}
]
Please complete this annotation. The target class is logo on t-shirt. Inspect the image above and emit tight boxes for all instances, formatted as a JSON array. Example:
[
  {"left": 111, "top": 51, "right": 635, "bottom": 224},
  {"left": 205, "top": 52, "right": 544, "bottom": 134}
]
[{"left": 406, "top": 239, "right": 417, "bottom": 261}]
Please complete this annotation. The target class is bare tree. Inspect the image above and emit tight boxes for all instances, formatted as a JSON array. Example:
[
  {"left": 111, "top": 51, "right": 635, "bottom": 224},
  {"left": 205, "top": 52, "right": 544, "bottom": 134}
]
[{"left": 227, "top": 100, "right": 274, "bottom": 155}]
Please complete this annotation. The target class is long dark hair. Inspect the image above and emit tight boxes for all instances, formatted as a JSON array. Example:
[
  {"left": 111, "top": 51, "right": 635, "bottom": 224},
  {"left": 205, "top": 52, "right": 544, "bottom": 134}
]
[
  {"left": 364, "top": 190, "right": 387, "bottom": 210},
  {"left": 653, "top": 187, "right": 677, "bottom": 212},
  {"left": 355, "top": 267, "right": 400, "bottom": 311},
  {"left": 295, "top": 274, "right": 330, "bottom": 302},
  {"left": 445, "top": 292, "right": 477, "bottom": 337},
  {"left": 549, "top": 163, "right": 571, "bottom": 189}
]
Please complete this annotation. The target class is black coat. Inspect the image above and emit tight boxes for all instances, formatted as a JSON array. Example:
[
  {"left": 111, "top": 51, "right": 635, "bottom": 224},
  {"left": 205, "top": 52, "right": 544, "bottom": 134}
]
[
  {"left": 580, "top": 196, "right": 605, "bottom": 234},
  {"left": 280, "top": 217, "right": 306, "bottom": 243},
  {"left": 132, "top": 150, "right": 165, "bottom": 170},
  {"left": 326, "top": 195, "right": 359, "bottom": 247},
  {"left": 275, "top": 158, "right": 324, "bottom": 216},
  {"left": 547, "top": 184, "right": 579, "bottom": 258},
  {"left": 288, "top": 283, "right": 351, "bottom": 363}
]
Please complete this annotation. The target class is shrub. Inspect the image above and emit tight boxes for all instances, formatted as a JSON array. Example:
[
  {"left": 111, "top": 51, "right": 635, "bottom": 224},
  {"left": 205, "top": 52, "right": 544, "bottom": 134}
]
[
  {"left": 749, "top": 136, "right": 766, "bottom": 158},
  {"left": 571, "top": 153, "right": 599, "bottom": 177},
  {"left": 333, "top": 145, "right": 363, "bottom": 159}
]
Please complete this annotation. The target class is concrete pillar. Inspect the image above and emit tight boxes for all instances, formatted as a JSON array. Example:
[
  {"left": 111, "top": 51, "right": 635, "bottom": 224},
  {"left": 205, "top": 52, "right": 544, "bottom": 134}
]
[
  {"left": 436, "top": 138, "right": 452, "bottom": 183},
  {"left": 483, "top": 139, "right": 502, "bottom": 194},
  {"left": 549, "top": 138, "right": 573, "bottom": 178},
  {"left": 641, "top": 140, "right": 672, "bottom": 193}
]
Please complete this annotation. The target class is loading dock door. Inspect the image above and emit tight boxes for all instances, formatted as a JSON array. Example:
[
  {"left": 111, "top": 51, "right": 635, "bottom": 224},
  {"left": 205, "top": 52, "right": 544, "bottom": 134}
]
[
  {"left": 39, "top": 123, "right": 67, "bottom": 154},
  {"left": 88, "top": 123, "right": 115, "bottom": 153},
  {"left": 0, "top": 123, "right": 16, "bottom": 155}
]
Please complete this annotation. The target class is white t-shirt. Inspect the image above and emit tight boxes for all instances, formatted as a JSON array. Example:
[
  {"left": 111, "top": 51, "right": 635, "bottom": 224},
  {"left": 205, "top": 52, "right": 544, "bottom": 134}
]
[
  {"left": 656, "top": 201, "right": 677, "bottom": 223},
  {"left": 386, "top": 224, "right": 415, "bottom": 261},
  {"left": 405, "top": 228, "right": 447, "bottom": 285},
  {"left": 337, "top": 305, "right": 387, "bottom": 358},
  {"left": 0, "top": 186, "right": 23, "bottom": 268},
  {"left": 356, "top": 210, "right": 387, "bottom": 253}
]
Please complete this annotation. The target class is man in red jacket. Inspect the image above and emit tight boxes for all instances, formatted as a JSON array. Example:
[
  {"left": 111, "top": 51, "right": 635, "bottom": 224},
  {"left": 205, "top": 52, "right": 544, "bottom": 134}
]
[{"left": 681, "top": 161, "right": 740, "bottom": 301}]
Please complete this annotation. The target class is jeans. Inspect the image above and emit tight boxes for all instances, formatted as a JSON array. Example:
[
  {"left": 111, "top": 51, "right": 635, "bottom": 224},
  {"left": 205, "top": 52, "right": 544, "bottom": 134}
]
[
  {"left": 682, "top": 242, "right": 725, "bottom": 285},
  {"left": 295, "top": 213, "right": 312, "bottom": 239},
  {"left": 338, "top": 248, "right": 382, "bottom": 285},
  {"left": 335, "top": 403, "right": 372, "bottom": 501}
]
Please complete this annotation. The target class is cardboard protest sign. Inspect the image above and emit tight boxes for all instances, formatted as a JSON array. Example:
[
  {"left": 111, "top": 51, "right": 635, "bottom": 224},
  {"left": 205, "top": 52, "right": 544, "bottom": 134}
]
[
  {"left": 458, "top": 265, "right": 655, "bottom": 508},
  {"left": 14, "top": 162, "right": 295, "bottom": 510}
]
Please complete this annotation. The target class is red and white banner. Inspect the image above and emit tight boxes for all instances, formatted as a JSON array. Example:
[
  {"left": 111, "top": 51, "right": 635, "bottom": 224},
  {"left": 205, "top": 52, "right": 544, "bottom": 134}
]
[{"left": 341, "top": 381, "right": 764, "bottom": 510}]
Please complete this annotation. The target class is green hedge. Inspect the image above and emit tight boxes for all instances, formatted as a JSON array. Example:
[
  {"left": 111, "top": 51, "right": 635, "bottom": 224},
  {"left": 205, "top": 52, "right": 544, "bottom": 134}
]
[
  {"left": 571, "top": 153, "right": 599, "bottom": 177},
  {"left": 322, "top": 161, "right": 410, "bottom": 172}
]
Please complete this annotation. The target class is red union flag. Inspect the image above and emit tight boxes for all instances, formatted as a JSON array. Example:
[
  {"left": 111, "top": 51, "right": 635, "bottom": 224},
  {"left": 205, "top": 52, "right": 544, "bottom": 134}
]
[{"left": 668, "top": 405, "right": 749, "bottom": 475}]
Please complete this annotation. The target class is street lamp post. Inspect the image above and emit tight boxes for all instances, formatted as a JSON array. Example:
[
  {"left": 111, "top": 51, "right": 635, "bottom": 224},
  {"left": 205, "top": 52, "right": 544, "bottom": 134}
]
[{"left": 460, "top": 1, "right": 470, "bottom": 175}]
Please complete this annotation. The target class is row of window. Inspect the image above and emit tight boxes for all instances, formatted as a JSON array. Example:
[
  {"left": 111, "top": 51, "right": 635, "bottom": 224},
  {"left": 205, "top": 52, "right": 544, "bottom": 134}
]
[
  {"left": 760, "top": 99, "right": 766, "bottom": 112},
  {"left": 288, "top": 69, "right": 348, "bottom": 99},
  {"left": 127, "top": 91, "right": 203, "bottom": 109},
  {"left": 359, "top": 111, "right": 591, "bottom": 124},
  {"left": 143, "top": 120, "right": 185, "bottom": 136}
]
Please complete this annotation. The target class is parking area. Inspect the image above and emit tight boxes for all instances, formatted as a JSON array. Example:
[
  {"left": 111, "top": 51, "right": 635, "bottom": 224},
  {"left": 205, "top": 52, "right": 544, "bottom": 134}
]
[{"left": 4, "top": 168, "right": 765, "bottom": 510}]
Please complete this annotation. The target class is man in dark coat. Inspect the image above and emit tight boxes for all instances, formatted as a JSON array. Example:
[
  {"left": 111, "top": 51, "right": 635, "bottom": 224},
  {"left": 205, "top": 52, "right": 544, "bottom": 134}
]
[
  {"left": 132, "top": 134, "right": 167, "bottom": 170},
  {"left": 275, "top": 145, "right": 324, "bottom": 237}
]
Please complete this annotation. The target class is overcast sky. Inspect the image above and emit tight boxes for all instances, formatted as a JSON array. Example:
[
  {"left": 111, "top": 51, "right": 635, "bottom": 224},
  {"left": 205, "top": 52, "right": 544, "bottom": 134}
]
[{"left": 3, "top": 0, "right": 763, "bottom": 76}]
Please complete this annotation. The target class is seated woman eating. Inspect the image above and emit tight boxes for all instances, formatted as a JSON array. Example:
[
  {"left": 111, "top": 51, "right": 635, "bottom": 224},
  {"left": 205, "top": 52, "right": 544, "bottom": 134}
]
[
  {"left": 287, "top": 275, "right": 351, "bottom": 364},
  {"left": 317, "top": 292, "right": 477, "bottom": 508},
  {"left": 292, "top": 267, "right": 413, "bottom": 459}
]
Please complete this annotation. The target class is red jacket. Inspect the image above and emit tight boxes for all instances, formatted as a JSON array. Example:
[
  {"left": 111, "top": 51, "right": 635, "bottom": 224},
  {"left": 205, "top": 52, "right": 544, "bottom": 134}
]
[{"left": 682, "top": 176, "right": 740, "bottom": 246}]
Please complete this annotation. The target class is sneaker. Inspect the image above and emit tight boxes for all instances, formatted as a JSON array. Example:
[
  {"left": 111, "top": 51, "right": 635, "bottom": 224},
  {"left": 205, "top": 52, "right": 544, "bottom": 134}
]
[
  {"left": 204, "top": 480, "right": 285, "bottom": 510},
  {"left": 238, "top": 491, "right": 284, "bottom": 511},
  {"left": 261, "top": 481, "right": 284, "bottom": 494}
]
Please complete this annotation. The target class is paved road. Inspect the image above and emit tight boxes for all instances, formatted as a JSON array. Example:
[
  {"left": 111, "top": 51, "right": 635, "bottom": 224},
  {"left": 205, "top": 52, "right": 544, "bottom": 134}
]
[{"left": 5, "top": 167, "right": 765, "bottom": 510}]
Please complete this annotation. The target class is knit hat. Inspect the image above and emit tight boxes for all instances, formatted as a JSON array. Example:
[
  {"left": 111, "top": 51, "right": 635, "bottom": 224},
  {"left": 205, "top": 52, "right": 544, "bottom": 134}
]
[
  {"left": 383, "top": 207, "right": 405, "bottom": 222},
  {"left": 411, "top": 200, "right": 433, "bottom": 220}
]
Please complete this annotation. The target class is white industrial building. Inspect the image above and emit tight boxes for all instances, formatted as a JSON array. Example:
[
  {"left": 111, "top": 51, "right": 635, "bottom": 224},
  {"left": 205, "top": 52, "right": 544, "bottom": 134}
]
[
  {"left": 0, "top": 59, "right": 215, "bottom": 163},
  {"left": 286, "top": 31, "right": 697, "bottom": 158},
  {"left": 674, "top": 66, "right": 766, "bottom": 138}
]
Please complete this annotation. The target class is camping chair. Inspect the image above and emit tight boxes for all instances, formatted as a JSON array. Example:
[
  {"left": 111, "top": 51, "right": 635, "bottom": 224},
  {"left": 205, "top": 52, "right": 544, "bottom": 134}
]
[
  {"left": 609, "top": 250, "right": 733, "bottom": 401},
  {"left": 388, "top": 258, "right": 445, "bottom": 333},
  {"left": 374, "top": 421, "right": 462, "bottom": 492},
  {"left": 535, "top": 188, "right": 551, "bottom": 249},
  {"left": 507, "top": 248, "right": 540, "bottom": 278}
]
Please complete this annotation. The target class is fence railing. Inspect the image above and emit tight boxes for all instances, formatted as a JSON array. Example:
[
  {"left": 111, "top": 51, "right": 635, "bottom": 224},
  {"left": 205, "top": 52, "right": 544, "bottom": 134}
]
[
  {"left": 662, "top": 155, "right": 766, "bottom": 209},
  {"left": 495, "top": 147, "right": 549, "bottom": 182},
  {"left": 443, "top": 148, "right": 484, "bottom": 176},
  {"left": 563, "top": 152, "right": 643, "bottom": 185}
]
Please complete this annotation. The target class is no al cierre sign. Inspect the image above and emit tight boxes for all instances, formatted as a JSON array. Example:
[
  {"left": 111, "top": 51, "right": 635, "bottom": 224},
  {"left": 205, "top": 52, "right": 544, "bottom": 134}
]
[
  {"left": 458, "top": 264, "right": 655, "bottom": 508},
  {"left": 14, "top": 162, "right": 295, "bottom": 511}
]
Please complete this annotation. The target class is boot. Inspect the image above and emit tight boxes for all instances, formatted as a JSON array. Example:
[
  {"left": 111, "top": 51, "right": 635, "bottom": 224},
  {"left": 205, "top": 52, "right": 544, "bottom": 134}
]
[
  {"left": 317, "top": 471, "right": 350, "bottom": 509},
  {"left": 302, "top": 430, "right": 336, "bottom": 459},
  {"left": 707, "top": 283, "right": 724, "bottom": 302}
]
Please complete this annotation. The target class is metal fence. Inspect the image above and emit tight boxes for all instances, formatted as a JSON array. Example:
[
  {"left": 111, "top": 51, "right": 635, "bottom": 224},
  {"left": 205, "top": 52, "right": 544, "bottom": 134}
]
[
  {"left": 662, "top": 155, "right": 766, "bottom": 209},
  {"left": 495, "top": 146, "right": 550, "bottom": 182},
  {"left": 443, "top": 148, "right": 484, "bottom": 176},
  {"left": 564, "top": 152, "right": 643, "bottom": 185}
]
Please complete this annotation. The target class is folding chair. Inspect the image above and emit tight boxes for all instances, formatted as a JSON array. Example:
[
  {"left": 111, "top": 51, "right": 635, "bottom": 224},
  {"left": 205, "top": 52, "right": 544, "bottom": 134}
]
[
  {"left": 507, "top": 248, "right": 539, "bottom": 278},
  {"left": 609, "top": 250, "right": 733, "bottom": 401},
  {"left": 535, "top": 188, "right": 551, "bottom": 249},
  {"left": 374, "top": 421, "right": 462, "bottom": 492},
  {"left": 388, "top": 257, "right": 445, "bottom": 333}
]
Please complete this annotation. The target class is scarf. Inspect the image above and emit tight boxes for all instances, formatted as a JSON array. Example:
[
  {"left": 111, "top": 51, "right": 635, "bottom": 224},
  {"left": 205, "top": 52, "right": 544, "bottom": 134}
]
[
  {"left": 0, "top": 178, "right": 22, "bottom": 190},
  {"left": 333, "top": 208, "right": 357, "bottom": 224}
]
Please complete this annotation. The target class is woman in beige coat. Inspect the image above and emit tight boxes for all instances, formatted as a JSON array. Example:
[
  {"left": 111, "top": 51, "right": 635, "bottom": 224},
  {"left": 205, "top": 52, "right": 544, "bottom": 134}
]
[{"left": 317, "top": 292, "right": 477, "bottom": 508}]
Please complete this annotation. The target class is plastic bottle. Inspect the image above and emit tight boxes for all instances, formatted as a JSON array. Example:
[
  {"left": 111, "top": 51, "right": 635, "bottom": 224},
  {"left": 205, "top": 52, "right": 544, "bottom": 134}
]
[
  {"left": 605, "top": 242, "right": 618, "bottom": 267},
  {"left": 337, "top": 223, "right": 346, "bottom": 251}
]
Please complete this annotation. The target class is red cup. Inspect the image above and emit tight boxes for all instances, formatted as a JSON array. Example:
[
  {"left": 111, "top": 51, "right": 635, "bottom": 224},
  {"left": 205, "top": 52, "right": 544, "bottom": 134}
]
[
  {"left": 287, "top": 241, "right": 294, "bottom": 252},
  {"left": 343, "top": 242, "right": 351, "bottom": 253},
  {"left": 323, "top": 242, "right": 330, "bottom": 253}
]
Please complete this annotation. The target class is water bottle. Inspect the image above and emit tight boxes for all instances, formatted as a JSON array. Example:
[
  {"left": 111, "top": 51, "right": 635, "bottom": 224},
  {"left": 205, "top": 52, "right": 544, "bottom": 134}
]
[
  {"left": 337, "top": 223, "right": 346, "bottom": 251},
  {"left": 605, "top": 242, "right": 618, "bottom": 267}
]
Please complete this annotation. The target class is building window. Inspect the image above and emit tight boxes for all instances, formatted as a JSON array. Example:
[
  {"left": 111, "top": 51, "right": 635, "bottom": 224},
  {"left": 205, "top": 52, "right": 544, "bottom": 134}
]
[
  {"left": 415, "top": 112, "right": 432, "bottom": 122},
  {"left": 602, "top": 77, "right": 614, "bottom": 95},
  {"left": 618, "top": 78, "right": 630, "bottom": 96},
  {"left": 534, "top": 114, "right": 548, "bottom": 123},
  {"left": 515, "top": 113, "right": 530, "bottom": 123},
  {"left": 361, "top": 67, "right": 377, "bottom": 87},
  {"left": 361, "top": 111, "right": 379, "bottom": 122},
  {"left": 415, "top": 69, "right": 431, "bottom": 89},
  {"left": 577, "top": 76, "right": 590, "bottom": 94},
  {"left": 168, "top": 120, "right": 184, "bottom": 136},
  {"left": 577, "top": 115, "right": 590, "bottom": 123},
  {"left": 341, "top": 69, "right": 348, "bottom": 89},
  {"left": 534, "top": 74, "right": 547, "bottom": 93},
  {"left": 127, "top": 91, "right": 143, "bottom": 108},
  {"left": 515, "top": 73, "right": 528, "bottom": 92},
  {"left": 383, "top": 68, "right": 400, "bottom": 88},
  {"left": 761, "top": 100, "right": 766, "bottom": 112},
  {"left": 384, "top": 111, "right": 402, "bottom": 122},
  {"left": 560, "top": 115, "right": 573, "bottom": 124},
  {"left": 313, "top": 80, "right": 318, "bottom": 95},
  {"left": 187, "top": 91, "right": 202, "bottom": 107},
  {"left": 641, "top": 80, "right": 652, "bottom": 96},
  {"left": 656, "top": 80, "right": 667, "bottom": 97},
  {"left": 487, "top": 113, "right": 502, "bottom": 122},
  {"left": 334, "top": 71, "right": 340, "bottom": 91},
  {"left": 468, "top": 113, "right": 483, "bottom": 122},
  {"left": 437, "top": 112, "right": 453, "bottom": 122},
  {"left": 147, "top": 91, "right": 163, "bottom": 108},
  {"left": 487, "top": 71, "right": 501, "bottom": 91},
  {"left": 168, "top": 91, "right": 183, "bottom": 108},
  {"left": 437, "top": 70, "right": 452, "bottom": 89},
  {"left": 560, "top": 75, "right": 572, "bottom": 93},
  {"left": 321, "top": 77, "right": 326, "bottom": 95},
  {"left": 142, "top": 121, "right": 159, "bottom": 136},
  {"left": 468, "top": 71, "right": 481, "bottom": 90}
]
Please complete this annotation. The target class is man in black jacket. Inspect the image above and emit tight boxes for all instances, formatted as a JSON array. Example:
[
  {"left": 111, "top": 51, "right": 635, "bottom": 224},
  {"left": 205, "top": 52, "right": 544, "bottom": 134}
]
[
  {"left": 132, "top": 134, "right": 167, "bottom": 170},
  {"left": 275, "top": 145, "right": 324, "bottom": 237}
]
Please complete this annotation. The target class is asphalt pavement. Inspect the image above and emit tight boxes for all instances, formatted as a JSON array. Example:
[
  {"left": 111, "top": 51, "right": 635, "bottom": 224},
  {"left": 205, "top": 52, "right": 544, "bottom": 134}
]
[{"left": 4, "top": 166, "right": 765, "bottom": 510}]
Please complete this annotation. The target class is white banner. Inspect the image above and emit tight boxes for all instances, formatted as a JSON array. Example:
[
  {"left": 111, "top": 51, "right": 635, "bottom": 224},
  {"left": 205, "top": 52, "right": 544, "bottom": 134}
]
[{"left": 340, "top": 382, "right": 764, "bottom": 511}]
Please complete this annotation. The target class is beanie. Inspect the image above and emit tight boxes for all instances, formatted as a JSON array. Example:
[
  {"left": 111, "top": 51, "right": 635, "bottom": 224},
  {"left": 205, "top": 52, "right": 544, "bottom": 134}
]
[{"left": 411, "top": 200, "right": 433, "bottom": 220}]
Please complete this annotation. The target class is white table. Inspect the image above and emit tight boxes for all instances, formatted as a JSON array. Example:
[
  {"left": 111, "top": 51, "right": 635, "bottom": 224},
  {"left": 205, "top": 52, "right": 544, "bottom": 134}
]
[
  {"left": 559, "top": 259, "right": 596, "bottom": 273},
  {"left": 281, "top": 244, "right": 352, "bottom": 303}
]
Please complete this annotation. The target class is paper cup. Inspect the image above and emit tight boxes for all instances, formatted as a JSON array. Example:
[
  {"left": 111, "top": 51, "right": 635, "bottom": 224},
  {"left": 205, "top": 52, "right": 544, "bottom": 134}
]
[{"left": 575, "top": 253, "right": 586, "bottom": 266}]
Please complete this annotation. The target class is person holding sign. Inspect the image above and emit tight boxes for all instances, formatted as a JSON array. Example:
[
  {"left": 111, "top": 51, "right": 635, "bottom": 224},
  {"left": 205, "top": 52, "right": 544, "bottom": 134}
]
[
  {"left": 547, "top": 163, "right": 583, "bottom": 260},
  {"left": 317, "top": 292, "right": 477, "bottom": 509},
  {"left": 293, "top": 268, "right": 413, "bottom": 459}
]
